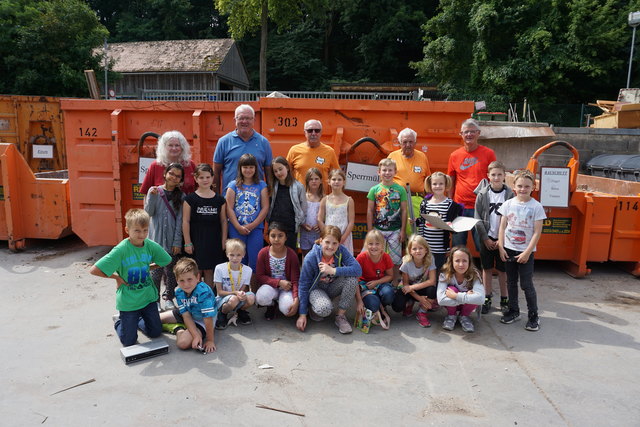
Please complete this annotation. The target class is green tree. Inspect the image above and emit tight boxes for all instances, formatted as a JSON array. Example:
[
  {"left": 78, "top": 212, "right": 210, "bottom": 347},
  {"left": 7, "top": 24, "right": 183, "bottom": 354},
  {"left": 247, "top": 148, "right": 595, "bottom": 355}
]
[
  {"left": 0, "top": 0, "right": 108, "bottom": 96},
  {"left": 413, "top": 0, "right": 633, "bottom": 105}
]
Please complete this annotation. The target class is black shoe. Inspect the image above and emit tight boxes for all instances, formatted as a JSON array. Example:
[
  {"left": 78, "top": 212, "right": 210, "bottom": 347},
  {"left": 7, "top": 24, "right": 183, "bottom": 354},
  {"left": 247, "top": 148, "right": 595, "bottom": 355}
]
[
  {"left": 238, "top": 309, "right": 252, "bottom": 325},
  {"left": 265, "top": 304, "right": 276, "bottom": 320},
  {"left": 481, "top": 295, "right": 492, "bottom": 314},
  {"left": 525, "top": 313, "right": 540, "bottom": 331},
  {"left": 500, "top": 297, "right": 509, "bottom": 313},
  {"left": 215, "top": 312, "right": 229, "bottom": 330},
  {"left": 500, "top": 310, "right": 521, "bottom": 324}
]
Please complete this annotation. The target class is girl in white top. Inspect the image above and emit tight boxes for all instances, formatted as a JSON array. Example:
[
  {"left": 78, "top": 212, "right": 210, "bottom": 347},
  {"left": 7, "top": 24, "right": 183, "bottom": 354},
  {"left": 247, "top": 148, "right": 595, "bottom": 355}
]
[
  {"left": 318, "top": 169, "right": 354, "bottom": 252},
  {"left": 437, "top": 246, "right": 485, "bottom": 333},
  {"left": 300, "top": 167, "right": 324, "bottom": 257}
]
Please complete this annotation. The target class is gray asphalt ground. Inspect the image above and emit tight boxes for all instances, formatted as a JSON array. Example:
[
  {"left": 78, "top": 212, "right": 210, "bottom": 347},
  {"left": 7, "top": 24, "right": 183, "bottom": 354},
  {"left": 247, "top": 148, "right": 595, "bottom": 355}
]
[{"left": 1, "top": 235, "right": 639, "bottom": 426}]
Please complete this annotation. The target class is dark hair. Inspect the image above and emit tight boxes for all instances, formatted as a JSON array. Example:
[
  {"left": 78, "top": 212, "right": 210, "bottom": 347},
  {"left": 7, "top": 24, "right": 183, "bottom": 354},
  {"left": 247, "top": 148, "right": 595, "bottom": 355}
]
[
  {"left": 271, "top": 156, "right": 294, "bottom": 191},
  {"left": 235, "top": 153, "right": 259, "bottom": 188},
  {"left": 305, "top": 167, "right": 323, "bottom": 197},
  {"left": 164, "top": 163, "right": 184, "bottom": 211},
  {"left": 193, "top": 163, "right": 214, "bottom": 191},
  {"left": 268, "top": 221, "right": 288, "bottom": 233}
]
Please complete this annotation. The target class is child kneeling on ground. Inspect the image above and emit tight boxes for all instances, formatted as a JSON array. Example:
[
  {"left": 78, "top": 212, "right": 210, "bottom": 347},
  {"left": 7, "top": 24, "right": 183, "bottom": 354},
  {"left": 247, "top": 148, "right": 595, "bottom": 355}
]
[
  {"left": 214, "top": 239, "right": 256, "bottom": 329},
  {"left": 437, "top": 246, "right": 485, "bottom": 333},
  {"left": 160, "top": 257, "right": 216, "bottom": 353}
]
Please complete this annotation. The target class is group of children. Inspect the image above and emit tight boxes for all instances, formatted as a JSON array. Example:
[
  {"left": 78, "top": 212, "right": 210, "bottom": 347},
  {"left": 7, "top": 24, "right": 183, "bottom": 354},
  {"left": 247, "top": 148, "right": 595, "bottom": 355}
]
[{"left": 91, "top": 150, "right": 545, "bottom": 353}]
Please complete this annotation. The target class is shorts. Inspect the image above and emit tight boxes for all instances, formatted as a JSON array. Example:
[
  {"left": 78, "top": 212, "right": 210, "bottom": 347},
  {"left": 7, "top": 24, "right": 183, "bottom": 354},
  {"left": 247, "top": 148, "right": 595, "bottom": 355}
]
[
  {"left": 479, "top": 239, "right": 505, "bottom": 272},
  {"left": 171, "top": 308, "right": 208, "bottom": 340},
  {"left": 379, "top": 229, "right": 402, "bottom": 265},
  {"left": 215, "top": 292, "right": 255, "bottom": 312}
]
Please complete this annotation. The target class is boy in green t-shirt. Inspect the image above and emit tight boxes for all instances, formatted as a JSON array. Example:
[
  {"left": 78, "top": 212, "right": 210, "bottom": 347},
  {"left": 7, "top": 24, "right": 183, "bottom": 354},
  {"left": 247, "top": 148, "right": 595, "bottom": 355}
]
[
  {"left": 90, "top": 209, "right": 172, "bottom": 347},
  {"left": 367, "top": 158, "right": 407, "bottom": 285}
]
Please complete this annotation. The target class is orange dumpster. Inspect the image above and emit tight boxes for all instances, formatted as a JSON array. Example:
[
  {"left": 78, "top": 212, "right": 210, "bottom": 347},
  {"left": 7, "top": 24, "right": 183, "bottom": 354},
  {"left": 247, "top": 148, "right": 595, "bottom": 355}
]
[
  {"left": 61, "top": 99, "right": 260, "bottom": 246},
  {"left": 0, "top": 143, "right": 71, "bottom": 250},
  {"left": 0, "top": 95, "right": 66, "bottom": 172}
]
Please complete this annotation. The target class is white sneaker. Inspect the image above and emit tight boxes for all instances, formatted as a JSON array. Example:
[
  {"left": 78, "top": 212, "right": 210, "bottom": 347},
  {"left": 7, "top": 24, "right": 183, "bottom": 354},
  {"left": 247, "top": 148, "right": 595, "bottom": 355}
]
[
  {"left": 112, "top": 314, "right": 120, "bottom": 324},
  {"left": 164, "top": 299, "right": 176, "bottom": 310}
]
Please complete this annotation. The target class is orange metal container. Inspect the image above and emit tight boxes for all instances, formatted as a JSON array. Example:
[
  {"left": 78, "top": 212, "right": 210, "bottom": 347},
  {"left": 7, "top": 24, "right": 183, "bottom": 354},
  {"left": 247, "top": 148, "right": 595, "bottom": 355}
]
[
  {"left": 61, "top": 99, "right": 260, "bottom": 246},
  {"left": 0, "top": 143, "right": 71, "bottom": 250},
  {"left": 260, "top": 97, "right": 475, "bottom": 244},
  {"left": 0, "top": 95, "right": 66, "bottom": 172}
]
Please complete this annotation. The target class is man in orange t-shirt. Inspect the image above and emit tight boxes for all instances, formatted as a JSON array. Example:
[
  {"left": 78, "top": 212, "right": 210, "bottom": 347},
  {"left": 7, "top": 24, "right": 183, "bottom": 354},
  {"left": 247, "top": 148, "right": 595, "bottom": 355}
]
[
  {"left": 388, "top": 127, "right": 431, "bottom": 236},
  {"left": 286, "top": 119, "right": 340, "bottom": 188},
  {"left": 448, "top": 118, "right": 496, "bottom": 248}
]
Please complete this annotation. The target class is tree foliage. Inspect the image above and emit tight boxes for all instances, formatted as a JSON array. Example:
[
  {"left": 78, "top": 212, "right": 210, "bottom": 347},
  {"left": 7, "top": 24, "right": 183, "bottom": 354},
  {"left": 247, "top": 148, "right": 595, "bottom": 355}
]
[
  {"left": 0, "top": 0, "right": 108, "bottom": 96},
  {"left": 413, "top": 0, "right": 635, "bottom": 105}
]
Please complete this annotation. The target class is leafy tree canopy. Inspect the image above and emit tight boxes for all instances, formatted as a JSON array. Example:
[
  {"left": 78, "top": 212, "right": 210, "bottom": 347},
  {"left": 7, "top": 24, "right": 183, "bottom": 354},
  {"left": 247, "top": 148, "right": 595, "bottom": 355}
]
[{"left": 0, "top": 0, "right": 108, "bottom": 96}]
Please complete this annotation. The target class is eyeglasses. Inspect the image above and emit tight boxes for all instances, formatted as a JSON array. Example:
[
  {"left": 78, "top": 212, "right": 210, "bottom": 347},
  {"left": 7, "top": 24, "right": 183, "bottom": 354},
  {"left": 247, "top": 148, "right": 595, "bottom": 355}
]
[
  {"left": 167, "top": 171, "right": 182, "bottom": 179},
  {"left": 305, "top": 128, "right": 321, "bottom": 133},
  {"left": 235, "top": 116, "right": 254, "bottom": 121}
]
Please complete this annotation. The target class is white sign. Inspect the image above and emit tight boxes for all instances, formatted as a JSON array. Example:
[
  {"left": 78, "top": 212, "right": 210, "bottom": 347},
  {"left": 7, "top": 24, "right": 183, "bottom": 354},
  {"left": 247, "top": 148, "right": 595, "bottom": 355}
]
[
  {"left": 540, "top": 167, "right": 570, "bottom": 207},
  {"left": 139, "top": 157, "right": 155, "bottom": 183},
  {"left": 33, "top": 145, "right": 53, "bottom": 159},
  {"left": 420, "top": 214, "right": 479, "bottom": 232},
  {"left": 345, "top": 162, "right": 379, "bottom": 193}
]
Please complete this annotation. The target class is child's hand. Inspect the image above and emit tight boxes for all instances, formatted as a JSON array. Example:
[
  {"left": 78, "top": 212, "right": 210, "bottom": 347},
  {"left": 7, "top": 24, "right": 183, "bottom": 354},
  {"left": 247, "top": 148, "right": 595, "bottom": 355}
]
[
  {"left": 287, "top": 298, "right": 300, "bottom": 317},
  {"left": 279, "top": 280, "right": 292, "bottom": 291},
  {"left": 236, "top": 291, "right": 246, "bottom": 301},
  {"left": 114, "top": 275, "right": 128, "bottom": 289},
  {"left": 318, "top": 262, "right": 336, "bottom": 276},
  {"left": 365, "top": 281, "right": 377, "bottom": 290},
  {"left": 148, "top": 186, "right": 158, "bottom": 195},
  {"left": 239, "top": 225, "right": 250, "bottom": 235},
  {"left": 445, "top": 288, "right": 458, "bottom": 299},
  {"left": 419, "top": 298, "right": 432, "bottom": 311},
  {"left": 184, "top": 245, "right": 194, "bottom": 255},
  {"left": 516, "top": 251, "right": 531, "bottom": 263},
  {"left": 303, "top": 224, "right": 312, "bottom": 232},
  {"left": 498, "top": 247, "right": 508, "bottom": 261},
  {"left": 204, "top": 340, "right": 216, "bottom": 353},
  {"left": 402, "top": 284, "right": 412, "bottom": 295},
  {"left": 356, "top": 301, "right": 365, "bottom": 317},
  {"left": 400, "top": 229, "right": 406, "bottom": 243},
  {"left": 312, "top": 224, "right": 320, "bottom": 232},
  {"left": 171, "top": 246, "right": 181, "bottom": 255},
  {"left": 191, "top": 335, "right": 203, "bottom": 350},
  {"left": 296, "top": 315, "right": 307, "bottom": 332}
]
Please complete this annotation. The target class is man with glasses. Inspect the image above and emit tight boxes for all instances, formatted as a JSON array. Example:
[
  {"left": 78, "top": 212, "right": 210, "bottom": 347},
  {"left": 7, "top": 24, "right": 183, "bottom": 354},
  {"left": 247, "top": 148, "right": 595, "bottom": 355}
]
[
  {"left": 213, "top": 104, "right": 273, "bottom": 191},
  {"left": 286, "top": 119, "right": 340, "bottom": 187},
  {"left": 448, "top": 118, "right": 496, "bottom": 247}
]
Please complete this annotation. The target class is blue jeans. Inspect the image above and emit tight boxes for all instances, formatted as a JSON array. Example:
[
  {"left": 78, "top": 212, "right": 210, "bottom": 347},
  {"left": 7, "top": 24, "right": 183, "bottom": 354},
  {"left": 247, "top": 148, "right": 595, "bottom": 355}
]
[
  {"left": 362, "top": 283, "right": 394, "bottom": 312},
  {"left": 504, "top": 248, "right": 538, "bottom": 314},
  {"left": 451, "top": 208, "right": 481, "bottom": 251},
  {"left": 115, "top": 301, "right": 162, "bottom": 347}
]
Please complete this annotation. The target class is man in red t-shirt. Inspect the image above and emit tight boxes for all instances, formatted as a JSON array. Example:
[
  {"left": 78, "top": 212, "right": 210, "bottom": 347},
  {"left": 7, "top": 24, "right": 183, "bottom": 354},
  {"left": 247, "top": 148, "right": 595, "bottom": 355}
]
[{"left": 448, "top": 118, "right": 496, "bottom": 248}]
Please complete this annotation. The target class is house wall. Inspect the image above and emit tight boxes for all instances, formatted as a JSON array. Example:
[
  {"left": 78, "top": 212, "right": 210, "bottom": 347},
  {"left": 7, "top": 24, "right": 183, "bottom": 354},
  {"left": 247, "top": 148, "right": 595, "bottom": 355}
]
[{"left": 114, "top": 73, "right": 219, "bottom": 96}]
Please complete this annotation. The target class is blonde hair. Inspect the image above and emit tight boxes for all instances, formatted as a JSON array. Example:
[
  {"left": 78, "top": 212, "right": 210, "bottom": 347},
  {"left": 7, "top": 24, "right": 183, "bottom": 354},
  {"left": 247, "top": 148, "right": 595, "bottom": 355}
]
[
  {"left": 514, "top": 169, "right": 535, "bottom": 185},
  {"left": 403, "top": 234, "right": 432, "bottom": 269},
  {"left": 315, "top": 225, "right": 342, "bottom": 245},
  {"left": 173, "top": 257, "right": 199, "bottom": 279},
  {"left": 424, "top": 171, "right": 452, "bottom": 194},
  {"left": 125, "top": 208, "right": 150, "bottom": 228},
  {"left": 488, "top": 160, "right": 506, "bottom": 173},
  {"left": 378, "top": 158, "right": 397, "bottom": 171},
  {"left": 440, "top": 246, "right": 480, "bottom": 283},
  {"left": 225, "top": 238, "right": 246, "bottom": 255},
  {"left": 364, "top": 229, "right": 385, "bottom": 247}
]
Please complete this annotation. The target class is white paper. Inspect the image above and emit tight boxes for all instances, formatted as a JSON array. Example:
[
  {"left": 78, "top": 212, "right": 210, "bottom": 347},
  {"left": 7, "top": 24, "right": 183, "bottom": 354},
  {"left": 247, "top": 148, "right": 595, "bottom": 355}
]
[
  {"left": 138, "top": 157, "right": 155, "bottom": 183},
  {"left": 420, "top": 214, "right": 479, "bottom": 232}
]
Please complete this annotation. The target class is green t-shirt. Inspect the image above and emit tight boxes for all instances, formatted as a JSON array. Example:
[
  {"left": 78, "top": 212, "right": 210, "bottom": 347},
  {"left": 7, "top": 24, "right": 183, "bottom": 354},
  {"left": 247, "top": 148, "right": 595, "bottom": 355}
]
[
  {"left": 95, "top": 238, "right": 171, "bottom": 311},
  {"left": 367, "top": 182, "right": 407, "bottom": 231}
]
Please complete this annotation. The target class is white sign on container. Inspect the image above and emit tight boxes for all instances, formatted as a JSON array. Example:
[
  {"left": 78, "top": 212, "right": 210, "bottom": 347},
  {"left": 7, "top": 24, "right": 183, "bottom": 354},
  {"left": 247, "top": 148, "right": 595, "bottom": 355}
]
[
  {"left": 345, "top": 162, "right": 379, "bottom": 193},
  {"left": 33, "top": 145, "right": 54, "bottom": 159},
  {"left": 540, "top": 167, "right": 570, "bottom": 207},
  {"left": 139, "top": 157, "right": 155, "bottom": 183}
]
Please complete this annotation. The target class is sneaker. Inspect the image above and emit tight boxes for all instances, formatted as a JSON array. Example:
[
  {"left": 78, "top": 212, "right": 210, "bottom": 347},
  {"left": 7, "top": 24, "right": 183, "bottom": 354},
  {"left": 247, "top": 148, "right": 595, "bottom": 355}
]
[
  {"left": 265, "top": 304, "right": 276, "bottom": 320},
  {"left": 112, "top": 313, "right": 120, "bottom": 324},
  {"left": 164, "top": 299, "right": 176, "bottom": 310},
  {"left": 442, "top": 315, "right": 457, "bottom": 331},
  {"left": 309, "top": 310, "right": 324, "bottom": 322},
  {"left": 525, "top": 313, "right": 540, "bottom": 331},
  {"left": 335, "top": 314, "right": 352, "bottom": 334},
  {"left": 162, "top": 323, "right": 185, "bottom": 334},
  {"left": 403, "top": 301, "right": 415, "bottom": 317},
  {"left": 215, "top": 312, "right": 229, "bottom": 330},
  {"left": 481, "top": 296, "right": 492, "bottom": 314},
  {"left": 416, "top": 312, "right": 431, "bottom": 327},
  {"left": 237, "top": 309, "right": 252, "bottom": 325},
  {"left": 500, "top": 310, "right": 521, "bottom": 324},
  {"left": 500, "top": 297, "right": 509, "bottom": 313},
  {"left": 459, "top": 316, "right": 475, "bottom": 333}
]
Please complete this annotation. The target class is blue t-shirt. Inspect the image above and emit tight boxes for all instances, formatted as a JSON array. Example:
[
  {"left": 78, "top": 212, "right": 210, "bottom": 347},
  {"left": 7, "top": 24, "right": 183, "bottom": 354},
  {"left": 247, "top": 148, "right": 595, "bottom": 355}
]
[
  {"left": 213, "top": 130, "right": 272, "bottom": 190},
  {"left": 228, "top": 180, "right": 268, "bottom": 227},
  {"left": 175, "top": 281, "right": 217, "bottom": 324}
]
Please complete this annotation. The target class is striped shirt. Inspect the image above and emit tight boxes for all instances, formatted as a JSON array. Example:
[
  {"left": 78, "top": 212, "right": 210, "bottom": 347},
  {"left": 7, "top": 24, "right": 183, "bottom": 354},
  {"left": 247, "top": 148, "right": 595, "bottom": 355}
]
[{"left": 417, "top": 197, "right": 456, "bottom": 254}]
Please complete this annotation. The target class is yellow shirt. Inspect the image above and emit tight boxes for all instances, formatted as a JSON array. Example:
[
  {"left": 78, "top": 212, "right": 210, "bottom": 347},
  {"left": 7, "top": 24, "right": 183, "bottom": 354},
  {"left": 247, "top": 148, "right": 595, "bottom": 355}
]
[
  {"left": 388, "top": 149, "right": 431, "bottom": 194},
  {"left": 286, "top": 142, "right": 340, "bottom": 186}
]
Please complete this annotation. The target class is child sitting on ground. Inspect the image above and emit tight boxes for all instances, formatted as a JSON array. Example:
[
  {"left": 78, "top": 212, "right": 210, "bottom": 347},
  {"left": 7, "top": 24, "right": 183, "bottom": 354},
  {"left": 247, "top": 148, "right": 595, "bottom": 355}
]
[
  {"left": 90, "top": 209, "right": 172, "bottom": 347},
  {"left": 160, "top": 257, "right": 216, "bottom": 353},
  {"left": 214, "top": 239, "right": 256, "bottom": 329}
]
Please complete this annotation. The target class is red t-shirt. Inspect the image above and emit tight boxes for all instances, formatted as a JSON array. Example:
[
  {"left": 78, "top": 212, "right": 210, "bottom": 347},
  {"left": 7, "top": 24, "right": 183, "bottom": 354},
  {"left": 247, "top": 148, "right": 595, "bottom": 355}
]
[
  {"left": 356, "top": 251, "right": 394, "bottom": 283},
  {"left": 447, "top": 145, "right": 496, "bottom": 209}
]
